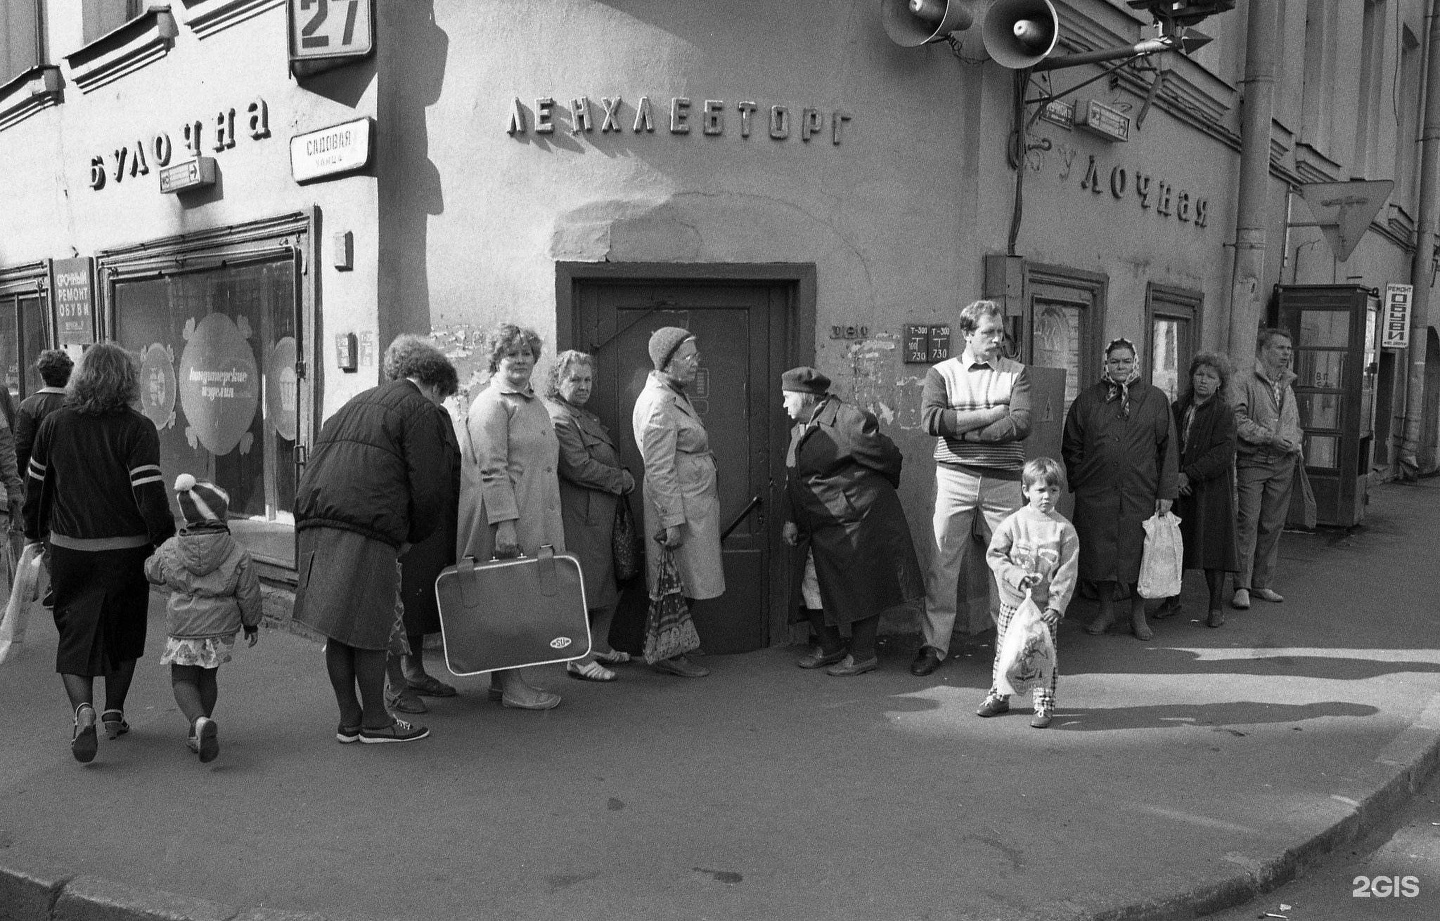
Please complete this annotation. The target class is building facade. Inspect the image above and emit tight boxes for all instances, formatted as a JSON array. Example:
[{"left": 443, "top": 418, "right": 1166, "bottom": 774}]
[{"left": 2, "top": 0, "right": 1436, "bottom": 645}]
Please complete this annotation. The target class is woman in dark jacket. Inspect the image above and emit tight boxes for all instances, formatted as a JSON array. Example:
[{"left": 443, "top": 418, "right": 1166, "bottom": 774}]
[
  {"left": 293, "top": 336, "right": 458, "bottom": 745},
  {"left": 780, "top": 367, "right": 924, "bottom": 677},
  {"left": 545, "top": 350, "right": 636, "bottom": 682},
  {"left": 1062, "top": 338, "right": 1179, "bottom": 641},
  {"left": 22, "top": 343, "right": 176, "bottom": 763},
  {"left": 1154, "top": 352, "right": 1238, "bottom": 628}
]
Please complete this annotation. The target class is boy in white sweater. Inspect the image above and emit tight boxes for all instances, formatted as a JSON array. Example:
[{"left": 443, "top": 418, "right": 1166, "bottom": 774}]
[{"left": 976, "top": 457, "right": 1079, "bottom": 728}]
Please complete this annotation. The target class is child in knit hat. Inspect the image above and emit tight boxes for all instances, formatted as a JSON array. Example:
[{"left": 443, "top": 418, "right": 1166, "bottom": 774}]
[{"left": 144, "top": 474, "right": 262, "bottom": 763}]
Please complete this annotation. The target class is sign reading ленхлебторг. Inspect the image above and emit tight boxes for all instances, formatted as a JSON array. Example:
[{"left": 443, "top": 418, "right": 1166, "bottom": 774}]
[{"left": 290, "top": 117, "right": 374, "bottom": 184}]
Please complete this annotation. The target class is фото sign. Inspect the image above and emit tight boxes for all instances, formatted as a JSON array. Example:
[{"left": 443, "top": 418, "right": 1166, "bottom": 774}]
[
  {"left": 52, "top": 257, "right": 95, "bottom": 346},
  {"left": 290, "top": 117, "right": 374, "bottom": 183},
  {"left": 1383, "top": 283, "right": 1413, "bottom": 349}
]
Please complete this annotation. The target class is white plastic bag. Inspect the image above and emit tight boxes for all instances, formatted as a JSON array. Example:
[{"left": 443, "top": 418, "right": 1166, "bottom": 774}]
[
  {"left": 0, "top": 542, "right": 44, "bottom": 665},
  {"left": 1137, "top": 511, "right": 1184, "bottom": 599},
  {"left": 995, "top": 591, "right": 1056, "bottom": 697}
]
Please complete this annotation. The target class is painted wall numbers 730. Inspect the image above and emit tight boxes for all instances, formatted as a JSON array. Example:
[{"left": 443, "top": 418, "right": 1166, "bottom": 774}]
[{"left": 289, "top": 0, "right": 374, "bottom": 63}]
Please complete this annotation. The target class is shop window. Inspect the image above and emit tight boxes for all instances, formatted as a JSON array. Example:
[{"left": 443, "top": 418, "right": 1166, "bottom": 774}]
[
  {"left": 1024, "top": 265, "right": 1106, "bottom": 416},
  {"left": 112, "top": 259, "right": 300, "bottom": 567},
  {"left": 0, "top": 289, "right": 48, "bottom": 401},
  {"left": 1145, "top": 284, "right": 1201, "bottom": 404},
  {"left": 82, "top": 0, "right": 143, "bottom": 44},
  {"left": 1, "top": 0, "right": 43, "bottom": 84}
]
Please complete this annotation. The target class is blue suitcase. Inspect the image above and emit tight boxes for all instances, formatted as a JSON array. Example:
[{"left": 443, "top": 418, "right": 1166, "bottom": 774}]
[{"left": 434, "top": 545, "right": 591, "bottom": 676}]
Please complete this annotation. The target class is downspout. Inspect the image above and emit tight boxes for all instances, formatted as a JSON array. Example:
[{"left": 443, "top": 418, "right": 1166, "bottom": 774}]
[
  {"left": 1227, "top": 0, "right": 1279, "bottom": 360},
  {"left": 1400, "top": 0, "right": 1440, "bottom": 479}
]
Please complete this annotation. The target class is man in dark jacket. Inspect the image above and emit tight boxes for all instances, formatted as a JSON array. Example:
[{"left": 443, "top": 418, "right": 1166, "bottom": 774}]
[{"left": 292, "top": 336, "right": 458, "bottom": 745}]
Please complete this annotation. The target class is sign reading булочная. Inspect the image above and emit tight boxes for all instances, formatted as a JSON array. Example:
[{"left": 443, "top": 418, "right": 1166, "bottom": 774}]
[{"left": 507, "top": 96, "right": 853, "bottom": 144}]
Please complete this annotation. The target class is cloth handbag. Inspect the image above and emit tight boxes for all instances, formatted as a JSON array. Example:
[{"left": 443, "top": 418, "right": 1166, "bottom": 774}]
[
  {"left": 643, "top": 546, "right": 701, "bottom": 665},
  {"left": 433, "top": 545, "right": 591, "bottom": 676},
  {"left": 1286, "top": 459, "right": 1318, "bottom": 530},
  {"left": 612, "top": 496, "right": 644, "bottom": 583},
  {"left": 0, "top": 542, "right": 43, "bottom": 665},
  {"left": 995, "top": 590, "right": 1056, "bottom": 697},
  {"left": 1137, "top": 510, "right": 1185, "bottom": 599}
]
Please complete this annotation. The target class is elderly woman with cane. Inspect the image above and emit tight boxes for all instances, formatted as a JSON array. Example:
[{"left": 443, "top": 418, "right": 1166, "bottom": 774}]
[{"left": 780, "top": 367, "right": 924, "bottom": 676}]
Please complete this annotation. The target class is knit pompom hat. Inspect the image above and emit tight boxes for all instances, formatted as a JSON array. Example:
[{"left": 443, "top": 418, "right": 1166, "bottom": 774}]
[
  {"left": 174, "top": 474, "right": 230, "bottom": 526},
  {"left": 648, "top": 327, "right": 695, "bottom": 372}
]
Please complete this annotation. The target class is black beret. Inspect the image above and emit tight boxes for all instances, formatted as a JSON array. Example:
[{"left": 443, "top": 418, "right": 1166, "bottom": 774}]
[{"left": 781, "top": 366, "right": 830, "bottom": 394}]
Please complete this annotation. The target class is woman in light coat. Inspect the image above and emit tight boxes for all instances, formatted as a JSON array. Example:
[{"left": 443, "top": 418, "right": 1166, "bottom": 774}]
[
  {"left": 458, "top": 324, "right": 565, "bottom": 710},
  {"left": 631, "top": 327, "right": 724, "bottom": 678},
  {"left": 546, "top": 349, "right": 636, "bottom": 682}
]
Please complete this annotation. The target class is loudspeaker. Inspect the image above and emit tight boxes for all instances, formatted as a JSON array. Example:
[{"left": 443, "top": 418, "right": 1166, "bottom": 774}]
[
  {"left": 982, "top": 0, "right": 1059, "bottom": 68},
  {"left": 880, "top": 0, "right": 977, "bottom": 48}
]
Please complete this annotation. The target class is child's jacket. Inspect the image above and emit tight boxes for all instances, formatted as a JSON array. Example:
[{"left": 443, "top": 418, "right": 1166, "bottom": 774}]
[
  {"left": 145, "top": 524, "right": 262, "bottom": 639},
  {"left": 986, "top": 506, "right": 1080, "bottom": 615}
]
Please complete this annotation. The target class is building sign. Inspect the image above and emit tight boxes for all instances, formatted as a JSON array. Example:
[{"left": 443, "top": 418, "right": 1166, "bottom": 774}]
[
  {"left": 52, "top": 257, "right": 96, "bottom": 346},
  {"left": 289, "top": 0, "right": 374, "bottom": 69},
  {"left": 903, "top": 325, "right": 951, "bottom": 363},
  {"left": 1383, "top": 283, "right": 1413, "bottom": 349},
  {"left": 290, "top": 117, "right": 374, "bottom": 183},
  {"left": 507, "top": 96, "right": 853, "bottom": 145},
  {"left": 87, "top": 97, "right": 270, "bottom": 192},
  {"left": 159, "top": 157, "right": 216, "bottom": 194},
  {"left": 1077, "top": 99, "right": 1130, "bottom": 142},
  {"left": 1038, "top": 99, "right": 1074, "bottom": 130},
  {"left": 1041, "top": 147, "right": 1210, "bottom": 230}
]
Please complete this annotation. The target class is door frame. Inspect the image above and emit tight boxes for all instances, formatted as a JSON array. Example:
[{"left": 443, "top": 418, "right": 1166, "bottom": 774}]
[{"left": 556, "top": 261, "right": 816, "bottom": 648}]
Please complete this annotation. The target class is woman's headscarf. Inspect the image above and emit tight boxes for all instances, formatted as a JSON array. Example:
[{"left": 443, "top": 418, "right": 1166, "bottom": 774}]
[{"left": 1102, "top": 338, "right": 1141, "bottom": 417}]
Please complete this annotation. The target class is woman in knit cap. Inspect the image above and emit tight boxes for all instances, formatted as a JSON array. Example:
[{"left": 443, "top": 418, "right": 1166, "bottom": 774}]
[
  {"left": 779, "top": 367, "right": 924, "bottom": 676},
  {"left": 631, "top": 327, "right": 723, "bottom": 678}
]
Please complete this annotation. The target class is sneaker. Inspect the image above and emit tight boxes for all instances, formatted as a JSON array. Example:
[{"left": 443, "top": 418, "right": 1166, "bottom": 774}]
[
  {"left": 976, "top": 695, "right": 1010, "bottom": 718},
  {"left": 336, "top": 724, "right": 362, "bottom": 744},
  {"left": 358, "top": 719, "right": 430, "bottom": 743},
  {"left": 71, "top": 704, "right": 98, "bottom": 764},
  {"left": 1030, "top": 709, "right": 1054, "bottom": 729},
  {"left": 1231, "top": 588, "right": 1251, "bottom": 610},
  {"left": 1252, "top": 587, "right": 1285, "bottom": 603},
  {"left": 195, "top": 716, "right": 219, "bottom": 763},
  {"left": 385, "top": 688, "right": 428, "bottom": 714}
]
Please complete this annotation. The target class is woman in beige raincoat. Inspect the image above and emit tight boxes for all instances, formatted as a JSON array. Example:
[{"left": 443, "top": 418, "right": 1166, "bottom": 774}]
[{"left": 631, "top": 327, "right": 724, "bottom": 678}]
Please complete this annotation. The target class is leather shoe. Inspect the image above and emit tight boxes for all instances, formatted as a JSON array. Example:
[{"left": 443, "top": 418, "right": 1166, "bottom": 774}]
[
  {"left": 501, "top": 684, "right": 561, "bottom": 710},
  {"left": 975, "top": 695, "right": 1010, "bottom": 718},
  {"left": 1252, "top": 587, "right": 1284, "bottom": 603},
  {"left": 385, "top": 689, "right": 427, "bottom": 714},
  {"left": 909, "top": 647, "right": 943, "bottom": 677},
  {"left": 1152, "top": 597, "right": 1182, "bottom": 619},
  {"left": 796, "top": 647, "right": 848, "bottom": 669},
  {"left": 405, "top": 674, "right": 458, "bottom": 697},
  {"left": 825, "top": 654, "right": 877, "bottom": 677},
  {"left": 653, "top": 655, "right": 709, "bottom": 678},
  {"left": 1207, "top": 608, "right": 1225, "bottom": 628}
]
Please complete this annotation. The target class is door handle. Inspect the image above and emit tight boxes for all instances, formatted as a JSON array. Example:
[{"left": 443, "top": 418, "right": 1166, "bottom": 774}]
[{"left": 721, "top": 494, "right": 763, "bottom": 542}]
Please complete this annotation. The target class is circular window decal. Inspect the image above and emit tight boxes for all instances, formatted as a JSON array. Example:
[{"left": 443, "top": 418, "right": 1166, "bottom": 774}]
[
  {"left": 177, "top": 313, "right": 260, "bottom": 456},
  {"left": 138, "top": 343, "right": 176, "bottom": 430},
  {"left": 267, "top": 336, "right": 299, "bottom": 442}
]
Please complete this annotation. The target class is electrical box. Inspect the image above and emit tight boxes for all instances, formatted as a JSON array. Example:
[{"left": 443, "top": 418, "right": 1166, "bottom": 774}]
[{"left": 335, "top": 332, "right": 358, "bottom": 372}]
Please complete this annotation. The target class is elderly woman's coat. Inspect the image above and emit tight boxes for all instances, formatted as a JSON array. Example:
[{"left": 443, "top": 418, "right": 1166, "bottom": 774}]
[
  {"left": 1062, "top": 381, "right": 1179, "bottom": 583},
  {"left": 458, "top": 380, "right": 565, "bottom": 562},
  {"left": 631, "top": 371, "right": 724, "bottom": 601},
  {"left": 1171, "top": 392, "right": 1239, "bottom": 572},
  {"left": 784, "top": 395, "right": 924, "bottom": 625},
  {"left": 547, "top": 395, "right": 630, "bottom": 609}
]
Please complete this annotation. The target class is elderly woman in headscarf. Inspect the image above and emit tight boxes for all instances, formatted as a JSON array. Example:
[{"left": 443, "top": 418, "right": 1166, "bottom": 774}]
[
  {"left": 780, "top": 367, "right": 924, "bottom": 676},
  {"left": 458, "top": 323, "right": 566, "bottom": 710},
  {"left": 631, "top": 327, "right": 724, "bottom": 678},
  {"left": 1154, "top": 351, "right": 1239, "bottom": 629},
  {"left": 545, "top": 349, "right": 636, "bottom": 682},
  {"left": 1061, "top": 337, "right": 1179, "bottom": 641}
]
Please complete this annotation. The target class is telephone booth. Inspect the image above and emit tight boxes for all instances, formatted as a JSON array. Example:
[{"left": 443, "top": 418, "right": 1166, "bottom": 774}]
[{"left": 1274, "top": 285, "right": 1379, "bottom": 527}]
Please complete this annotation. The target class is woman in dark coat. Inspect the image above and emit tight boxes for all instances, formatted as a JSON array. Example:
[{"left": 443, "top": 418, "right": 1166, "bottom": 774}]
[
  {"left": 1061, "top": 338, "right": 1179, "bottom": 641},
  {"left": 546, "top": 349, "right": 636, "bottom": 682},
  {"left": 780, "top": 367, "right": 924, "bottom": 676},
  {"left": 293, "top": 336, "right": 458, "bottom": 744},
  {"left": 22, "top": 343, "right": 176, "bottom": 763},
  {"left": 1153, "top": 352, "right": 1238, "bottom": 629}
]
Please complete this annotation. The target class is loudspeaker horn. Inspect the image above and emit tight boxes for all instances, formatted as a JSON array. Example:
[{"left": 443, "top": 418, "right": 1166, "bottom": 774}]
[
  {"left": 881, "top": 0, "right": 977, "bottom": 48},
  {"left": 982, "top": 0, "right": 1060, "bottom": 68}
]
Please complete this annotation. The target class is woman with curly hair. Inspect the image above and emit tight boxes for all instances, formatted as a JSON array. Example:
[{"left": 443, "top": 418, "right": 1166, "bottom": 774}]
[
  {"left": 458, "top": 323, "right": 566, "bottom": 710},
  {"left": 294, "top": 335, "right": 459, "bottom": 744},
  {"left": 22, "top": 343, "right": 176, "bottom": 763},
  {"left": 1153, "top": 352, "right": 1239, "bottom": 628}
]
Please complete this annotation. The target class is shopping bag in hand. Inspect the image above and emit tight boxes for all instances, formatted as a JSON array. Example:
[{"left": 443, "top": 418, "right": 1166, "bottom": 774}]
[
  {"left": 1137, "top": 511, "right": 1184, "bottom": 599},
  {"left": 643, "top": 546, "right": 701, "bottom": 665},
  {"left": 0, "top": 542, "right": 44, "bottom": 665},
  {"left": 995, "top": 590, "right": 1056, "bottom": 697}
]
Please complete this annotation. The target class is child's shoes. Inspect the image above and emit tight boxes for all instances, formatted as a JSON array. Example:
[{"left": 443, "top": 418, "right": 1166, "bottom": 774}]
[
  {"left": 1030, "top": 706, "right": 1054, "bottom": 729},
  {"left": 193, "top": 716, "right": 219, "bottom": 763},
  {"left": 975, "top": 694, "right": 1010, "bottom": 718}
]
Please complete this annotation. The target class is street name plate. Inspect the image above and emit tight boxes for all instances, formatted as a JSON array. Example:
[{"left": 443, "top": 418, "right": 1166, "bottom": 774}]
[{"left": 290, "top": 117, "right": 374, "bottom": 183}]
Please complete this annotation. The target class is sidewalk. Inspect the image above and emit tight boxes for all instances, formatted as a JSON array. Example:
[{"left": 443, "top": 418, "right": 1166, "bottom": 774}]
[{"left": 3, "top": 479, "right": 1439, "bottom": 921}]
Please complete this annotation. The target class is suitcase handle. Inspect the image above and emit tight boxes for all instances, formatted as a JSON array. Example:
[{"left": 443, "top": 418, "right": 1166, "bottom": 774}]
[{"left": 456, "top": 546, "right": 559, "bottom": 606}]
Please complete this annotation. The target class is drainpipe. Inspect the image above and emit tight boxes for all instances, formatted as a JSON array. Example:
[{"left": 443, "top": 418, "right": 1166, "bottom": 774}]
[
  {"left": 1400, "top": 0, "right": 1440, "bottom": 480},
  {"left": 1227, "top": 0, "right": 1279, "bottom": 360}
]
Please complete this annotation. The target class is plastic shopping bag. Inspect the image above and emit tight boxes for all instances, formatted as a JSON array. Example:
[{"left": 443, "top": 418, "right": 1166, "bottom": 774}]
[
  {"left": 0, "top": 542, "right": 44, "bottom": 665},
  {"left": 995, "top": 591, "right": 1056, "bottom": 697},
  {"left": 1137, "top": 511, "right": 1184, "bottom": 599}
]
